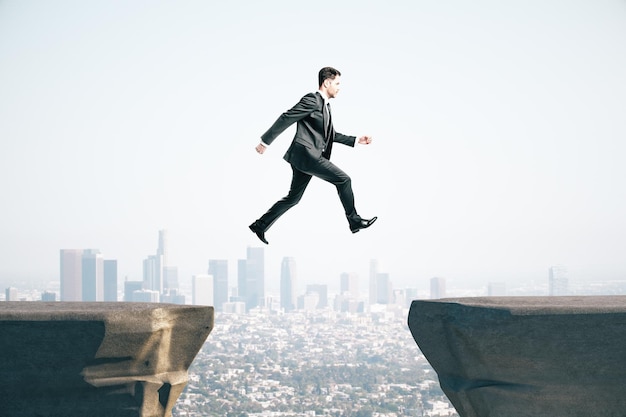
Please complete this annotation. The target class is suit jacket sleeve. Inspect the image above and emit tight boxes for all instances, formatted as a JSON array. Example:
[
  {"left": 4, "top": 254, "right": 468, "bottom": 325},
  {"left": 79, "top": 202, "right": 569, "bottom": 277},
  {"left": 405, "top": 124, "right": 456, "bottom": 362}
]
[{"left": 261, "top": 93, "right": 317, "bottom": 146}]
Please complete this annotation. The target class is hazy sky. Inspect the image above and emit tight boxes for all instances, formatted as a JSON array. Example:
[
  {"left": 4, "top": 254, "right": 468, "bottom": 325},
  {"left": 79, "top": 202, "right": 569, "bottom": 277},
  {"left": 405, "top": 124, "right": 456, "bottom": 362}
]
[{"left": 1, "top": 0, "right": 625, "bottom": 293}]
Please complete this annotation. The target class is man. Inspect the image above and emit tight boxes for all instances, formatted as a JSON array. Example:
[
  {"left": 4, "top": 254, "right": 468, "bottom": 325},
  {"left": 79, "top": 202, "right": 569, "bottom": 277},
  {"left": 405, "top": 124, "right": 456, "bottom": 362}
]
[{"left": 249, "top": 67, "right": 377, "bottom": 245}]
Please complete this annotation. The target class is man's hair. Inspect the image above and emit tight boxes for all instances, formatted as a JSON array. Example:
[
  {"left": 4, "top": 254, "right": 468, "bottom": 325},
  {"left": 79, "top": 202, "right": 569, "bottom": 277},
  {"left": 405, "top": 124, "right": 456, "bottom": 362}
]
[{"left": 318, "top": 67, "right": 341, "bottom": 87}]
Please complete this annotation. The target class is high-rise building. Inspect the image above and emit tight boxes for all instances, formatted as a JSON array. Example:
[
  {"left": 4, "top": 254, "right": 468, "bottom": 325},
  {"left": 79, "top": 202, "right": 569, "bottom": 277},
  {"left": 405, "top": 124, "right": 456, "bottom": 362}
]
[
  {"left": 340, "top": 272, "right": 359, "bottom": 299},
  {"left": 143, "top": 254, "right": 163, "bottom": 295},
  {"left": 209, "top": 260, "right": 229, "bottom": 312},
  {"left": 82, "top": 249, "right": 104, "bottom": 302},
  {"left": 164, "top": 266, "right": 179, "bottom": 291},
  {"left": 369, "top": 259, "right": 378, "bottom": 304},
  {"left": 280, "top": 257, "right": 297, "bottom": 312},
  {"left": 244, "top": 247, "right": 265, "bottom": 311},
  {"left": 549, "top": 265, "right": 568, "bottom": 296},
  {"left": 60, "top": 249, "right": 83, "bottom": 301},
  {"left": 104, "top": 259, "right": 118, "bottom": 302},
  {"left": 193, "top": 274, "right": 213, "bottom": 306},
  {"left": 124, "top": 279, "right": 143, "bottom": 302},
  {"left": 298, "top": 292, "right": 320, "bottom": 311},
  {"left": 157, "top": 229, "right": 168, "bottom": 268},
  {"left": 306, "top": 284, "right": 328, "bottom": 308},
  {"left": 5, "top": 287, "right": 18, "bottom": 301},
  {"left": 430, "top": 277, "right": 446, "bottom": 299}
]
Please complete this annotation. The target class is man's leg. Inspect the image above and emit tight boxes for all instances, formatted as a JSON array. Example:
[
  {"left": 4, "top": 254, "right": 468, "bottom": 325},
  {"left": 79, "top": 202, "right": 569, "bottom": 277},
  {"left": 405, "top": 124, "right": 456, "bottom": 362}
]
[
  {"left": 302, "top": 157, "right": 361, "bottom": 227},
  {"left": 255, "top": 167, "right": 313, "bottom": 231}
]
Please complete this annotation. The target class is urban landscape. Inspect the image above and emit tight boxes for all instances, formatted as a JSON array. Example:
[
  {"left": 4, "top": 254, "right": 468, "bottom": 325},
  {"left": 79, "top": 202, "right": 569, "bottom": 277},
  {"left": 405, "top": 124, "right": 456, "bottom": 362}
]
[{"left": 2, "top": 230, "right": 626, "bottom": 416}]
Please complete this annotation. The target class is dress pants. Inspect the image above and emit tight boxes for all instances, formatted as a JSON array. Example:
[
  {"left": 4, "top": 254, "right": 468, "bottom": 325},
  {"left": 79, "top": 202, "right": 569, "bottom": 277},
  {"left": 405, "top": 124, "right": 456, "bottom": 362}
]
[{"left": 257, "top": 156, "right": 360, "bottom": 231}]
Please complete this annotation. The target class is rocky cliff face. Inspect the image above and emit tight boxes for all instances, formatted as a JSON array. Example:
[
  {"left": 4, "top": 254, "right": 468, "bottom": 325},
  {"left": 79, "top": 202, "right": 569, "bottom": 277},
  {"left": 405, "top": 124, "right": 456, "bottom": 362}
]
[
  {"left": 408, "top": 296, "right": 626, "bottom": 417},
  {"left": 0, "top": 302, "right": 213, "bottom": 417}
]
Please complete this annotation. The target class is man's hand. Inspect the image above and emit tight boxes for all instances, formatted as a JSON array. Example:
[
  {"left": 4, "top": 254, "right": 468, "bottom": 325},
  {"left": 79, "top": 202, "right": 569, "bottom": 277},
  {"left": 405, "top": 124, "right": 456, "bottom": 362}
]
[
  {"left": 256, "top": 143, "right": 267, "bottom": 154},
  {"left": 358, "top": 136, "right": 373, "bottom": 145}
]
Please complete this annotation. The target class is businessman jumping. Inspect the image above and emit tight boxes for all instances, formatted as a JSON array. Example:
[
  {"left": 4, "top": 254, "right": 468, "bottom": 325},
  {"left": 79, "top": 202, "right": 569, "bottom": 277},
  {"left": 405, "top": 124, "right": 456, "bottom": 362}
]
[{"left": 249, "top": 67, "right": 377, "bottom": 245}]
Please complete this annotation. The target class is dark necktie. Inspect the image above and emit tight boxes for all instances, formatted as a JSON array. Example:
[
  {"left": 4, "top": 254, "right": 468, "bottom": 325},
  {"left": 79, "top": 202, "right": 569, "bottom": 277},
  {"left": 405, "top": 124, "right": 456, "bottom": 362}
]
[
  {"left": 322, "top": 102, "right": 333, "bottom": 159},
  {"left": 324, "top": 102, "right": 332, "bottom": 139}
]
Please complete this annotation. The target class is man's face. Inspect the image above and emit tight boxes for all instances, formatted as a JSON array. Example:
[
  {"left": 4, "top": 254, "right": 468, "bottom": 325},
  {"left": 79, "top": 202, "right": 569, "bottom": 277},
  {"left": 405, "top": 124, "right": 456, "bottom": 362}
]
[{"left": 325, "top": 76, "right": 341, "bottom": 98}]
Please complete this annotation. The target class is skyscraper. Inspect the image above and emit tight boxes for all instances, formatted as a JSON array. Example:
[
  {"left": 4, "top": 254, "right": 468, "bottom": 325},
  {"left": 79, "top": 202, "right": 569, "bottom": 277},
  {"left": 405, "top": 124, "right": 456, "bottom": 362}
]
[
  {"left": 103, "top": 259, "right": 118, "bottom": 302},
  {"left": 209, "top": 260, "right": 228, "bottom": 311},
  {"left": 157, "top": 229, "right": 168, "bottom": 268},
  {"left": 245, "top": 247, "right": 265, "bottom": 311},
  {"left": 60, "top": 249, "right": 83, "bottom": 301},
  {"left": 280, "top": 257, "right": 297, "bottom": 312},
  {"left": 549, "top": 265, "right": 568, "bottom": 296},
  {"left": 142, "top": 229, "right": 169, "bottom": 296},
  {"left": 193, "top": 274, "right": 213, "bottom": 306},
  {"left": 82, "top": 249, "right": 104, "bottom": 302},
  {"left": 143, "top": 254, "right": 163, "bottom": 295},
  {"left": 340, "top": 272, "right": 359, "bottom": 299},
  {"left": 430, "top": 277, "right": 446, "bottom": 299},
  {"left": 306, "top": 284, "right": 328, "bottom": 308},
  {"left": 163, "top": 266, "right": 179, "bottom": 291}
]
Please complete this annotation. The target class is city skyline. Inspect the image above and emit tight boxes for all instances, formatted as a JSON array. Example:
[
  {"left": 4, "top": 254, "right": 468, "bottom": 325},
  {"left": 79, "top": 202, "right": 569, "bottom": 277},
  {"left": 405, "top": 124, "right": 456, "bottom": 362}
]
[
  {"left": 3, "top": 229, "right": 626, "bottom": 300},
  {"left": 1, "top": 2, "right": 626, "bottom": 292}
]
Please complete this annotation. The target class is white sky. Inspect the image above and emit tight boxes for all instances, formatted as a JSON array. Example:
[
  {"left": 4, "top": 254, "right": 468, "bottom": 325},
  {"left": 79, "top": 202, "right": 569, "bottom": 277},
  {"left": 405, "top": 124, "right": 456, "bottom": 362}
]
[{"left": 1, "top": 0, "right": 625, "bottom": 293}]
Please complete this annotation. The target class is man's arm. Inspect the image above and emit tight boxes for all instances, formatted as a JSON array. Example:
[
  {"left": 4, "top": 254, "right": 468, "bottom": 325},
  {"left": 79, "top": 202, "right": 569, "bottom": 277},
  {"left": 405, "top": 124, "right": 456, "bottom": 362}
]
[{"left": 256, "top": 93, "right": 318, "bottom": 152}]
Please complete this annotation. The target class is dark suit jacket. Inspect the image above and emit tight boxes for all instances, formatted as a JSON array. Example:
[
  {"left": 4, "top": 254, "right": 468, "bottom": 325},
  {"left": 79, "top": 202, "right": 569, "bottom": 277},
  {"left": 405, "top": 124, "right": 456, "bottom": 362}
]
[{"left": 261, "top": 92, "right": 356, "bottom": 172}]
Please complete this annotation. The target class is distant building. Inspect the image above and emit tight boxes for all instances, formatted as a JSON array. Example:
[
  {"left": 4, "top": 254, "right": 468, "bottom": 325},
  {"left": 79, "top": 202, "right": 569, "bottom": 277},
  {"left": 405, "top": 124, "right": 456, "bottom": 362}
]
[
  {"left": 60, "top": 249, "right": 83, "bottom": 301},
  {"left": 240, "top": 247, "right": 264, "bottom": 311},
  {"left": 141, "top": 229, "right": 170, "bottom": 295},
  {"left": 281, "top": 257, "right": 297, "bottom": 312},
  {"left": 124, "top": 280, "right": 143, "bottom": 302},
  {"left": 193, "top": 274, "right": 213, "bottom": 306},
  {"left": 298, "top": 292, "right": 319, "bottom": 311},
  {"left": 41, "top": 291, "right": 56, "bottom": 302},
  {"left": 306, "top": 284, "right": 328, "bottom": 309},
  {"left": 143, "top": 254, "right": 163, "bottom": 294},
  {"left": 164, "top": 266, "right": 179, "bottom": 291},
  {"left": 209, "top": 260, "right": 228, "bottom": 312},
  {"left": 488, "top": 282, "right": 506, "bottom": 296},
  {"left": 340, "top": 272, "right": 359, "bottom": 299},
  {"left": 157, "top": 229, "right": 168, "bottom": 267},
  {"left": 222, "top": 301, "right": 246, "bottom": 314},
  {"left": 103, "top": 259, "right": 118, "bottom": 302},
  {"left": 132, "top": 289, "right": 160, "bottom": 302},
  {"left": 161, "top": 288, "right": 186, "bottom": 305},
  {"left": 82, "top": 249, "right": 104, "bottom": 302},
  {"left": 430, "top": 277, "right": 446, "bottom": 299},
  {"left": 405, "top": 288, "right": 419, "bottom": 307},
  {"left": 5, "top": 287, "right": 18, "bottom": 301},
  {"left": 549, "top": 265, "right": 568, "bottom": 296}
]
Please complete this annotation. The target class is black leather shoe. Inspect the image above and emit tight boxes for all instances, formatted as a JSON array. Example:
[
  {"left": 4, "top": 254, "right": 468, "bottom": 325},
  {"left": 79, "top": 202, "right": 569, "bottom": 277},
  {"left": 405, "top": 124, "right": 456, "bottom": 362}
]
[
  {"left": 249, "top": 221, "right": 269, "bottom": 244},
  {"left": 350, "top": 216, "right": 377, "bottom": 233}
]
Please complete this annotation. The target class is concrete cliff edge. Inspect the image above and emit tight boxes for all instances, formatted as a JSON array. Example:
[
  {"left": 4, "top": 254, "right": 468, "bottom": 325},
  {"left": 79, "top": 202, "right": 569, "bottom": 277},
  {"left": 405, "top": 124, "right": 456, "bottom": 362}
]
[
  {"left": 408, "top": 296, "right": 626, "bottom": 417},
  {"left": 0, "top": 302, "right": 214, "bottom": 417}
]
